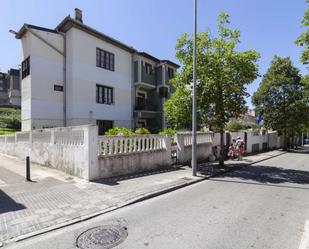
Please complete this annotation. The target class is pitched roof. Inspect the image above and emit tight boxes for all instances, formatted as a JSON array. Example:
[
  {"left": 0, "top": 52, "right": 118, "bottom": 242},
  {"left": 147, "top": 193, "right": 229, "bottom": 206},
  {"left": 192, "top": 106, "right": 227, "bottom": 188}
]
[
  {"left": 56, "top": 16, "right": 136, "bottom": 53},
  {"left": 16, "top": 15, "right": 180, "bottom": 67}
]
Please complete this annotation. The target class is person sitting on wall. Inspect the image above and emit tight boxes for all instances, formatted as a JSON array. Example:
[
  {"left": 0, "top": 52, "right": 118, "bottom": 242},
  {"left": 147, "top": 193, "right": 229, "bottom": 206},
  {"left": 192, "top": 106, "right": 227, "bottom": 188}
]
[{"left": 228, "top": 143, "right": 235, "bottom": 160}]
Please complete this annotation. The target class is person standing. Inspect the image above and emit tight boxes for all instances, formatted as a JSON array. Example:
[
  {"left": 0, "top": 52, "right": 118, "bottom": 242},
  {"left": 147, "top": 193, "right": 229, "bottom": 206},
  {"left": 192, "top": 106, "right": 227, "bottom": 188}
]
[{"left": 236, "top": 136, "right": 245, "bottom": 161}]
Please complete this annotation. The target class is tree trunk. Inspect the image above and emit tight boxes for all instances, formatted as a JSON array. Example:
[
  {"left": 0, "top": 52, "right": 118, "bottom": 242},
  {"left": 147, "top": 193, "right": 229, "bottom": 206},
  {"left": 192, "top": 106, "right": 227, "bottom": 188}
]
[
  {"left": 283, "top": 129, "right": 288, "bottom": 151},
  {"left": 219, "top": 127, "right": 225, "bottom": 167}
]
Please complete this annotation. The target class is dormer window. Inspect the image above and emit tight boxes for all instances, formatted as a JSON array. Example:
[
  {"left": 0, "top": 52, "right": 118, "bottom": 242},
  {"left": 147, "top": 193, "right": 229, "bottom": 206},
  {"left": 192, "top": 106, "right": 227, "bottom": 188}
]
[{"left": 145, "top": 63, "right": 152, "bottom": 75}]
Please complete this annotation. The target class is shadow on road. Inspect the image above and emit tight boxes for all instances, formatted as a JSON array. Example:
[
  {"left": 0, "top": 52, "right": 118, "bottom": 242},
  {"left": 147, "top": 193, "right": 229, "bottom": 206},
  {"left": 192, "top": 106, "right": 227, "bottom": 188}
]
[
  {"left": 0, "top": 190, "right": 26, "bottom": 214},
  {"left": 217, "top": 164, "right": 309, "bottom": 185}
]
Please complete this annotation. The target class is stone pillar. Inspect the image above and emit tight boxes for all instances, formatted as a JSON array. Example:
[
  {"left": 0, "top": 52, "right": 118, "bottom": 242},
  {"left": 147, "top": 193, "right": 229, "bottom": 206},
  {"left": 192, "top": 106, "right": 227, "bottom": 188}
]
[{"left": 85, "top": 125, "right": 99, "bottom": 180}]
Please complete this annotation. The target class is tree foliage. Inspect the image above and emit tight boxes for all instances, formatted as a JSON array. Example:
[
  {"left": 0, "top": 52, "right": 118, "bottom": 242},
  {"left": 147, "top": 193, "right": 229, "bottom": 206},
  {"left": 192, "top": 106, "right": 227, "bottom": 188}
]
[
  {"left": 296, "top": 0, "right": 309, "bottom": 65},
  {"left": 252, "top": 56, "right": 309, "bottom": 148},
  {"left": 164, "top": 12, "right": 260, "bottom": 164},
  {"left": 163, "top": 85, "right": 192, "bottom": 129},
  {"left": 0, "top": 107, "right": 21, "bottom": 131},
  {"left": 165, "top": 13, "right": 259, "bottom": 130}
]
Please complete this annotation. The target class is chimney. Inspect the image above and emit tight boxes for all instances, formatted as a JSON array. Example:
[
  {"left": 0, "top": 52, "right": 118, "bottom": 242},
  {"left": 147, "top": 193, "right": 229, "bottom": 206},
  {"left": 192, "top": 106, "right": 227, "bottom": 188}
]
[{"left": 74, "top": 8, "right": 83, "bottom": 23}]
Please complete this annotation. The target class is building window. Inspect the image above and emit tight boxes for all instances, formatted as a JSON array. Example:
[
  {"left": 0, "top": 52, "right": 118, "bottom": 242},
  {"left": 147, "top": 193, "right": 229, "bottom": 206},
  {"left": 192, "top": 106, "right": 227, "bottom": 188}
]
[
  {"left": 137, "top": 119, "right": 147, "bottom": 128},
  {"left": 96, "top": 85, "right": 114, "bottom": 105},
  {"left": 168, "top": 67, "right": 174, "bottom": 78},
  {"left": 97, "top": 120, "right": 113, "bottom": 135},
  {"left": 22, "top": 57, "right": 30, "bottom": 79},
  {"left": 96, "top": 48, "right": 115, "bottom": 71},
  {"left": 159, "top": 86, "right": 169, "bottom": 98},
  {"left": 145, "top": 63, "right": 152, "bottom": 75},
  {"left": 136, "top": 91, "right": 146, "bottom": 106}
]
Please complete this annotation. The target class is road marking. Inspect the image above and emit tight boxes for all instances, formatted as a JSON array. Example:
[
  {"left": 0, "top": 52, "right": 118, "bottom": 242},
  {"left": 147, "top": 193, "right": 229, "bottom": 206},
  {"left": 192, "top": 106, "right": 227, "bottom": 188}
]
[{"left": 299, "top": 220, "right": 309, "bottom": 249}]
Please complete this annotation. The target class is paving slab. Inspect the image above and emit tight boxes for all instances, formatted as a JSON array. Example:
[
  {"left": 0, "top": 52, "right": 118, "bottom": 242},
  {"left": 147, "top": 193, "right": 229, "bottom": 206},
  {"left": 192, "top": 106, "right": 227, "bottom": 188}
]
[{"left": 0, "top": 149, "right": 286, "bottom": 247}]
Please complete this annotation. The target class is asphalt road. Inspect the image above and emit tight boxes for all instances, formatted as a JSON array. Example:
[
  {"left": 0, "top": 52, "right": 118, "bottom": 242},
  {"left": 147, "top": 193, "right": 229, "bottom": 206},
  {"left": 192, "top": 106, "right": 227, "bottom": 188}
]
[{"left": 9, "top": 147, "right": 309, "bottom": 249}]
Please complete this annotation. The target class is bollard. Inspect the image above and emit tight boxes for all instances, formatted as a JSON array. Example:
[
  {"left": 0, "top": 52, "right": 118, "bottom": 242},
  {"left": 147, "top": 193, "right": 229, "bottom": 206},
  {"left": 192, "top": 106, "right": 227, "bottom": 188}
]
[{"left": 26, "top": 156, "right": 31, "bottom": 181}]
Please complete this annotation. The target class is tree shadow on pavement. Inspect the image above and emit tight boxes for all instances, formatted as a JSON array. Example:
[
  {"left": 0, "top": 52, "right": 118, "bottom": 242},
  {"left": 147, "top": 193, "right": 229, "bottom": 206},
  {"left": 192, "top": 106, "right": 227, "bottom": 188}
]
[
  {"left": 216, "top": 164, "right": 309, "bottom": 185},
  {"left": 0, "top": 190, "right": 26, "bottom": 214},
  {"left": 287, "top": 146, "right": 309, "bottom": 154},
  {"left": 92, "top": 166, "right": 186, "bottom": 186}
]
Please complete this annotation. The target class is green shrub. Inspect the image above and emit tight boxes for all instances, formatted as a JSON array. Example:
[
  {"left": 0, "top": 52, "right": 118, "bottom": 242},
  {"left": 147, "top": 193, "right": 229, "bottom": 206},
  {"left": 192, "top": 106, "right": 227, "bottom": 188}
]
[
  {"left": 134, "top": 127, "right": 151, "bottom": 135},
  {"left": 225, "top": 121, "right": 244, "bottom": 131},
  {"left": 226, "top": 120, "right": 261, "bottom": 132},
  {"left": 105, "top": 127, "right": 133, "bottom": 136},
  {"left": 159, "top": 128, "right": 176, "bottom": 137},
  {"left": 159, "top": 128, "right": 176, "bottom": 142},
  {"left": 0, "top": 107, "right": 21, "bottom": 131}
]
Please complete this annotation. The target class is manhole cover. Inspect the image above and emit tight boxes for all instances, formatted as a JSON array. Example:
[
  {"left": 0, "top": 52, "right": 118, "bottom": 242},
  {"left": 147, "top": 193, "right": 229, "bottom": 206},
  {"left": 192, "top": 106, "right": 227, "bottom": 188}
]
[{"left": 76, "top": 225, "right": 128, "bottom": 249}]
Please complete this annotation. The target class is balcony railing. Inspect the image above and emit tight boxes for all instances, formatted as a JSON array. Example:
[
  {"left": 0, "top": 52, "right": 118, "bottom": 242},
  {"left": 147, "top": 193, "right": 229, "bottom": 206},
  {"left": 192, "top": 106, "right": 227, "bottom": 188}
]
[
  {"left": 135, "top": 98, "right": 158, "bottom": 111},
  {"left": 135, "top": 104, "right": 158, "bottom": 111}
]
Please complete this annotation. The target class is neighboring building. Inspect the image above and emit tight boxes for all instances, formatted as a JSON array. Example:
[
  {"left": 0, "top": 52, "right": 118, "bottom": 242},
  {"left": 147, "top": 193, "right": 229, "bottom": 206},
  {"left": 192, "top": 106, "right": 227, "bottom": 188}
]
[
  {"left": 241, "top": 109, "right": 256, "bottom": 124},
  {"left": 230, "top": 109, "right": 257, "bottom": 125},
  {"left": 0, "top": 69, "right": 21, "bottom": 107},
  {"left": 133, "top": 52, "right": 178, "bottom": 132},
  {"left": 14, "top": 8, "right": 179, "bottom": 133}
]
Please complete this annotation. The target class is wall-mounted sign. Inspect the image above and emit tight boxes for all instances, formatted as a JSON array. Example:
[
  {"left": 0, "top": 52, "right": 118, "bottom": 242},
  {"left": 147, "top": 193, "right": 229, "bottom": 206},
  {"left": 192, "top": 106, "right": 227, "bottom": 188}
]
[{"left": 54, "top": 85, "right": 63, "bottom": 92}]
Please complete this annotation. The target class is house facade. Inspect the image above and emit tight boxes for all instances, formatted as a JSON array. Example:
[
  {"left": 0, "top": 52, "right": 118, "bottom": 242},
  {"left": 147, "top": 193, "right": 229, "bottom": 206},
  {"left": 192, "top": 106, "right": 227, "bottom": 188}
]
[
  {"left": 0, "top": 69, "right": 21, "bottom": 107},
  {"left": 15, "top": 8, "right": 179, "bottom": 134}
]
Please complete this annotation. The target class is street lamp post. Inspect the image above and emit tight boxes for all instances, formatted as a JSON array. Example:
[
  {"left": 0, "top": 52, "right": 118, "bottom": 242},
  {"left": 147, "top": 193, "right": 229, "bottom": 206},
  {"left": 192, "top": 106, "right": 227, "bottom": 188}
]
[{"left": 192, "top": 0, "right": 197, "bottom": 176}]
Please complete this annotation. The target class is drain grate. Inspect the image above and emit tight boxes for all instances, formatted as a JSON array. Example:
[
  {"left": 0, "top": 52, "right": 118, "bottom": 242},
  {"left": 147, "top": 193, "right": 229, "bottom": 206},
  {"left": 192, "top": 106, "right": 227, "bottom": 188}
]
[{"left": 76, "top": 225, "right": 128, "bottom": 249}]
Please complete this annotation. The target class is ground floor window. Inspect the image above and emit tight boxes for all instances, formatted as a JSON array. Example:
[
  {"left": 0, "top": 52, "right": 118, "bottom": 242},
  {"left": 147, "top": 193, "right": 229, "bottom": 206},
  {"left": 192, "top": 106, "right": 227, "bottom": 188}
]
[
  {"left": 97, "top": 120, "right": 113, "bottom": 135},
  {"left": 96, "top": 84, "right": 114, "bottom": 105},
  {"left": 136, "top": 119, "right": 147, "bottom": 128}
]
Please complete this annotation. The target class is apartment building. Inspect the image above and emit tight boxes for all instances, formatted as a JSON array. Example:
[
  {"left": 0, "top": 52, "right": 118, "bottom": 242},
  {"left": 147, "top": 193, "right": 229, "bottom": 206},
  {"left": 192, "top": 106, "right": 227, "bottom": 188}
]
[
  {"left": 14, "top": 8, "right": 179, "bottom": 133},
  {"left": 0, "top": 69, "right": 21, "bottom": 107}
]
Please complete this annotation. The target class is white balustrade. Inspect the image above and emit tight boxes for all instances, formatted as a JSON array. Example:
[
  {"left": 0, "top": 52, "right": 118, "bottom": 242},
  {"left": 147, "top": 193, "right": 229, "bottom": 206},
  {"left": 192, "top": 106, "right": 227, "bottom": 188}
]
[
  {"left": 98, "top": 135, "right": 168, "bottom": 156},
  {"left": 16, "top": 132, "right": 30, "bottom": 142},
  {"left": 0, "top": 127, "right": 86, "bottom": 146},
  {"left": 176, "top": 132, "right": 213, "bottom": 147}
]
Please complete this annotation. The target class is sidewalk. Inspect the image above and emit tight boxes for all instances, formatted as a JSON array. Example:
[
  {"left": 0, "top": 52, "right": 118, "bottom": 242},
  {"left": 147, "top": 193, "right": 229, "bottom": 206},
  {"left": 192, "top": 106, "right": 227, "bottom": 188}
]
[{"left": 0, "top": 150, "right": 285, "bottom": 247}]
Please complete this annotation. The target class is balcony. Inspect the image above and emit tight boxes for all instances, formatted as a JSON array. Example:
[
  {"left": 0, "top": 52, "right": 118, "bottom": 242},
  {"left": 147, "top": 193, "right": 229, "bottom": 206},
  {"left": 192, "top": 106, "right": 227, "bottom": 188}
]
[{"left": 134, "top": 98, "right": 158, "bottom": 112}]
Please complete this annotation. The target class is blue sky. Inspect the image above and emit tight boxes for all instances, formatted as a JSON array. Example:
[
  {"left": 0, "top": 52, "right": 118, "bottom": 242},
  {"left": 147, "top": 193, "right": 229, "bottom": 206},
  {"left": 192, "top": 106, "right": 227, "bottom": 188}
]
[{"left": 0, "top": 0, "right": 307, "bottom": 107}]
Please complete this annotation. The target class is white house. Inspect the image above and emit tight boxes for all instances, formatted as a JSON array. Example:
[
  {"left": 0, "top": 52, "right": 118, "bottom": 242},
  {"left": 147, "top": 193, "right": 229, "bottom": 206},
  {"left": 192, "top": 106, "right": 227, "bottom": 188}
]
[{"left": 14, "top": 8, "right": 179, "bottom": 134}]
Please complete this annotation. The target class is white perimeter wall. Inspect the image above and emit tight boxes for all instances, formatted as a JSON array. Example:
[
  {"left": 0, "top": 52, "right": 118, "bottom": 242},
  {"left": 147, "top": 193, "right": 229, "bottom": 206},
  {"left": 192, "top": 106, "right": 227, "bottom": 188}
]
[{"left": 0, "top": 125, "right": 97, "bottom": 180}]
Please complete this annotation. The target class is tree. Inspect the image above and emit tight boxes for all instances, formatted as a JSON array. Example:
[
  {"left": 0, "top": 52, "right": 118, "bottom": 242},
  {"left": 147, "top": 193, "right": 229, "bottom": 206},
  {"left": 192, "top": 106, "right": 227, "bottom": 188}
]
[
  {"left": 164, "top": 13, "right": 260, "bottom": 166},
  {"left": 164, "top": 85, "right": 192, "bottom": 130},
  {"left": 296, "top": 0, "right": 309, "bottom": 65},
  {"left": 252, "top": 56, "right": 309, "bottom": 150}
]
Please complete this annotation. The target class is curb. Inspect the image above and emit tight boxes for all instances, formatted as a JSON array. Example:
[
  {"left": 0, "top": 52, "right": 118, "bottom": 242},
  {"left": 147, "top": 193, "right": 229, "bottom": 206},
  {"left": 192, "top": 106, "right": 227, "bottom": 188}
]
[{"left": 3, "top": 150, "right": 287, "bottom": 247}]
